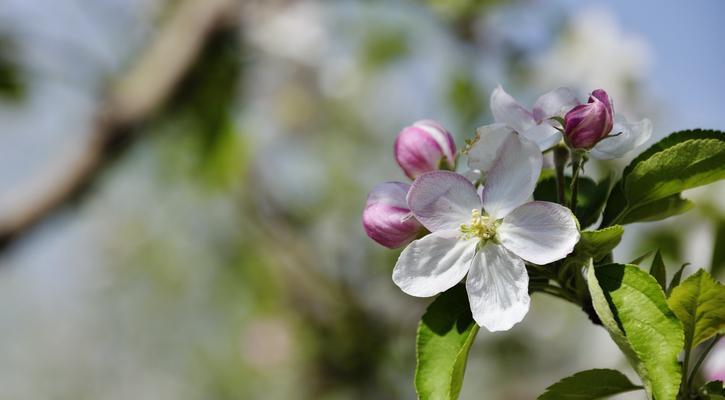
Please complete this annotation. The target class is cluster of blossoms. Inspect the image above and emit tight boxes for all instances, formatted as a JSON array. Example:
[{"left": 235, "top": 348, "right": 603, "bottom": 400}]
[{"left": 363, "top": 86, "right": 651, "bottom": 332}]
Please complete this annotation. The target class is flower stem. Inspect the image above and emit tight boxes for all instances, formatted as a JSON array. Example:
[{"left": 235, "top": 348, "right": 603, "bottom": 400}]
[
  {"left": 553, "top": 145, "right": 569, "bottom": 205},
  {"left": 569, "top": 151, "right": 583, "bottom": 211}
]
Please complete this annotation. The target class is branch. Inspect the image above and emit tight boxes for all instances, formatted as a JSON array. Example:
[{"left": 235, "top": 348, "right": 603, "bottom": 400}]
[{"left": 0, "top": 0, "right": 239, "bottom": 248}]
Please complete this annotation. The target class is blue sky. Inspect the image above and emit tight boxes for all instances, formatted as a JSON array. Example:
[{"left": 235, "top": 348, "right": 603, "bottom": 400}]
[{"left": 564, "top": 0, "right": 725, "bottom": 132}]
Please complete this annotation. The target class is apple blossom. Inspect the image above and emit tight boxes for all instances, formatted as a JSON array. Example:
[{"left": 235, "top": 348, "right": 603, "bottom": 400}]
[
  {"left": 392, "top": 133, "right": 579, "bottom": 331},
  {"left": 394, "top": 120, "right": 456, "bottom": 179}
]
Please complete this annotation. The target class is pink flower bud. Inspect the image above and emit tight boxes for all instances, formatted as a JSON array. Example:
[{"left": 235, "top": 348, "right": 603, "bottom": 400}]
[
  {"left": 362, "top": 182, "right": 422, "bottom": 248},
  {"left": 394, "top": 120, "right": 456, "bottom": 179},
  {"left": 564, "top": 89, "right": 614, "bottom": 149}
]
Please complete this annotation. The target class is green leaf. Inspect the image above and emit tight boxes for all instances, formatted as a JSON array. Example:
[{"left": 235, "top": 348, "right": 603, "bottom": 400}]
[
  {"left": 537, "top": 369, "right": 642, "bottom": 400},
  {"left": 650, "top": 250, "right": 667, "bottom": 291},
  {"left": 667, "top": 269, "right": 725, "bottom": 349},
  {"left": 668, "top": 264, "right": 688, "bottom": 296},
  {"left": 629, "top": 251, "right": 654, "bottom": 266},
  {"left": 701, "top": 381, "right": 725, "bottom": 399},
  {"left": 534, "top": 172, "right": 611, "bottom": 228},
  {"left": 602, "top": 130, "right": 725, "bottom": 226},
  {"left": 561, "top": 226, "right": 623, "bottom": 272},
  {"left": 712, "top": 220, "right": 725, "bottom": 279},
  {"left": 416, "top": 285, "right": 479, "bottom": 400},
  {"left": 587, "top": 264, "right": 684, "bottom": 400},
  {"left": 618, "top": 194, "right": 694, "bottom": 224}
]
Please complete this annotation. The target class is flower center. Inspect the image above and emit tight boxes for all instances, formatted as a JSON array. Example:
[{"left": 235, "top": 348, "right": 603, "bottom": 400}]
[{"left": 460, "top": 209, "right": 498, "bottom": 241}]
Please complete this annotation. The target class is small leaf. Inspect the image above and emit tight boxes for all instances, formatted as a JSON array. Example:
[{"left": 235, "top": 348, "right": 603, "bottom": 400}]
[
  {"left": 561, "top": 226, "right": 623, "bottom": 271},
  {"left": 602, "top": 130, "right": 725, "bottom": 226},
  {"left": 701, "top": 380, "right": 725, "bottom": 399},
  {"left": 537, "top": 369, "right": 642, "bottom": 400},
  {"left": 667, "top": 269, "right": 725, "bottom": 349},
  {"left": 416, "top": 285, "right": 479, "bottom": 400},
  {"left": 668, "top": 263, "right": 689, "bottom": 296},
  {"left": 650, "top": 250, "right": 667, "bottom": 291},
  {"left": 588, "top": 264, "right": 684, "bottom": 400},
  {"left": 712, "top": 220, "right": 725, "bottom": 279},
  {"left": 629, "top": 250, "right": 654, "bottom": 266},
  {"left": 534, "top": 172, "right": 611, "bottom": 228}
]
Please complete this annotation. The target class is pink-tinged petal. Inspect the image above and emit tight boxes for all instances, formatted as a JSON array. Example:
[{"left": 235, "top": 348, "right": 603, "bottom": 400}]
[
  {"left": 467, "top": 123, "right": 514, "bottom": 173},
  {"left": 362, "top": 182, "right": 423, "bottom": 248},
  {"left": 481, "top": 134, "right": 542, "bottom": 219},
  {"left": 498, "top": 201, "right": 580, "bottom": 265},
  {"left": 392, "top": 230, "right": 477, "bottom": 297},
  {"left": 407, "top": 171, "right": 482, "bottom": 232},
  {"left": 394, "top": 120, "right": 457, "bottom": 179},
  {"left": 490, "top": 85, "right": 536, "bottom": 133},
  {"left": 466, "top": 243, "right": 530, "bottom": 331},
  {"left": 521, "top": 122, "right": 563, "bottom": 151},
  {"left": 590, "top": 117, "right": 652, "bottom": 160},
  {"left": 532, "top": 87, "right": 580, "bottom": 123}
]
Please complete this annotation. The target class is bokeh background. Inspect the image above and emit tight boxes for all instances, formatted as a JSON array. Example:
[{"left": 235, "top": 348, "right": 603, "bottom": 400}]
[{"left": 0, "top": 0, "right": 724, "bottom": 399}]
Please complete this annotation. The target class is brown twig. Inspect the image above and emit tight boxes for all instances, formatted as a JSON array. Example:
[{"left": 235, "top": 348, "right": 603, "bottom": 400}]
[{"left": 0, "top": 0, "right": 239, "bottom": 248}]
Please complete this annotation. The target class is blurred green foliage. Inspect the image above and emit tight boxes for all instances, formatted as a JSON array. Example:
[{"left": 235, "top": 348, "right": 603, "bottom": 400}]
[{"left": 0, "top": 34, "right": 24, "bottom": 100}]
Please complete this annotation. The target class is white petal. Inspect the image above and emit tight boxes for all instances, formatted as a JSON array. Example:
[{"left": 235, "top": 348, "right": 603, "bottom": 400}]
[
  {"left": 466, "top": 243, "right": 530, "bottom": 331},
  {"left": 520, "top": 123, "right": 563, "bottom": 151},
  {"left": 490, "top": 85, "right": 535, "bottom": 133},
  {"left": 532, "top": 87, "right": 580, "bottom": 122},
  {"left": 590, "top": 117, "right": 652, "bottom": 160},
  {"left": 467, "top": 123, "right": 514, "bottom": 173},
  {"left": 481, "top": 134, "right": 543, "bottom": 219},
  {"left": 393, "top": 230, "right": 477, "bottom": 297},
  {"left": 498, "top": 201, "right": 580, "bottom": 265},
  {"left": 407, "top": 171, "right": 482, "bottom": 232}
]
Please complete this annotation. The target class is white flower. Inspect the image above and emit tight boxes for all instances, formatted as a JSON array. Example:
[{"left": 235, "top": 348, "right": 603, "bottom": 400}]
[
  {"left": 490, "top": 85, "right": 579, "bottom": 151},
  {"left": 393, "top": 133, "right": 580, "bottom": 331}
]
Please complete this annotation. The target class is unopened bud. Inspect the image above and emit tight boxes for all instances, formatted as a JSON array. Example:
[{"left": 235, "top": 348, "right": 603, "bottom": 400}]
[
  {"left": 564, "top": 89, "right": 614, "bottom": 149},
  {"left": 394, "top": 120, "right": 456, "bottom": 179},
  {"left": 362, "top": 182, "right": 422, "bottom": 248}
]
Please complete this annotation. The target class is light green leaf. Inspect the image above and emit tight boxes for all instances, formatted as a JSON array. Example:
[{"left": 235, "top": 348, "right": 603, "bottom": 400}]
[
  {"left": 650, "top": 250, "right": 667, "bottom": 292},
  {"left": 416, "top": 285, "right": 479, "bottom": 400},
  {"left": 537, "top": 369, "right": 642, "bottom": 400},
  {"left": 602, "top": 130, "right": 725, "bottom": 226},
  {"left": 588, "top": 264, "right": 684, "bottom": 400},
  {"left": 667, "top": 269, "right": 725, "bottom": 349}
]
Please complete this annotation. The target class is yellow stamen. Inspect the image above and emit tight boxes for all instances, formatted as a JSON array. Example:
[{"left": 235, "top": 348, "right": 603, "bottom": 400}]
[{"left": 459, "top": 209, "right": 497, "bottom": 241}]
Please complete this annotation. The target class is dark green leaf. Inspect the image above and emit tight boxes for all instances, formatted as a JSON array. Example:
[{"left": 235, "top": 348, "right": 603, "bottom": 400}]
[
  {"left": 712, "top": 220, "right": 725, "bottom": 279},
  {"left": 561, "top": 226, "right": 623, "bottom": 271},
  {"left": 618, "top": 194, "right": 694, "bottom": 224},
  {"left": 416, "top": 285, "right": 479, "bottom": 400},
  {"left": 629, "top": 251, "right": 654, "bottom": 266},
  {"left": 667, "top": 269, "right": 725, "bottom": 349},
  {"left": 701, "top": 381, "right": 725, "bottom": 399},
  {"left": 601, "top": 130, "right": 725, "bottom": 226},
  {"left": 537, "top": 369, "right": 642, "bottom": 400},
  {"left": 534, "top": 173, "right": 611, "bottom": 228},
  {"left": 668, "top": 263, "right": 689, "bottom": 296},
  {"left": 587, "top": 264, "right": 684, "bottom": 400},
  {"left": 650, "top": 250, "right": 667, "bottom": 291}
]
